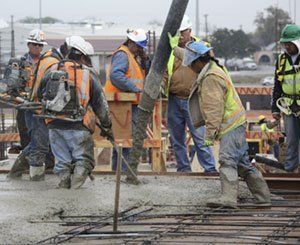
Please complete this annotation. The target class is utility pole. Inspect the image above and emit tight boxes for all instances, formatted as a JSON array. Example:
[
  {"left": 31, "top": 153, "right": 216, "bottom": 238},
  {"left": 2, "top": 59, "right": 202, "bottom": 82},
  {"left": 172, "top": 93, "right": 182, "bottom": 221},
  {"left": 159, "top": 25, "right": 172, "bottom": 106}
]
[
  {"left": 10, "top": 15, "right": 15, "bottom": 58},
  {"left": 275, "top": 5, "right": 279, "bottom": 54},
  {"left": 0, "top": 32, "right": 2, "bottom": 76},
  {"left": 294, "top": 0, "right": 297, "bottom": 24},
  {"left": 39, "top": 0, "right": 42, "bottom": 29},
  {"left": 195, "top": 0, "right": 200, "bottom": 36},
  {"left": 204, "top": 14, "right": 208, "bottom": 40}
]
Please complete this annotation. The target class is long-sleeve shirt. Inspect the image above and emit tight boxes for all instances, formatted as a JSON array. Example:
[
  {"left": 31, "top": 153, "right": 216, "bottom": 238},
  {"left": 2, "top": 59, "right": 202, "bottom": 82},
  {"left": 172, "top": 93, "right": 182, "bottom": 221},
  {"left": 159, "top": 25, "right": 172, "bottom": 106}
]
[
  {"left": 109, "top": 51, "right": 142, "bottom": 93},
  {"left": 200, "top": 74, "right": 226, "bottom": 140}
]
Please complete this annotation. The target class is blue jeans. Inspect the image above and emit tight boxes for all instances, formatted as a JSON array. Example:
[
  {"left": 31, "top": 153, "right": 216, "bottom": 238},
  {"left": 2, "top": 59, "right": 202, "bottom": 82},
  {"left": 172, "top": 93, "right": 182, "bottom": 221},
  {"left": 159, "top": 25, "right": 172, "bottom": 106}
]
[
  {"left": 168, "top": 94, "right": 216, "bottom": 172},
  {"left": 284, "top": 114, "right": 300, "bottom": 171},
  {"left": 22, "top": 110, "right": 49, "bottom": 167},
  {"left": 49, "top": 129, "right": 95, "bottom": 174},
  {"left": 112, "top": 105, "right": 138, "bottom": 171},
  {"left": 219, "top": 125, "right": 258, "bottom": 177}
]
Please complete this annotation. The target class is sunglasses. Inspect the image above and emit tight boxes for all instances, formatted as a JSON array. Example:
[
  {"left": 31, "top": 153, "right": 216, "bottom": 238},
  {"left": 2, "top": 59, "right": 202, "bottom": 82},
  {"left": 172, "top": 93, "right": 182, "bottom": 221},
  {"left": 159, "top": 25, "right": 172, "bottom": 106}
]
[{"left": 29, "top": 42, "right": 43, "bottom": 47}]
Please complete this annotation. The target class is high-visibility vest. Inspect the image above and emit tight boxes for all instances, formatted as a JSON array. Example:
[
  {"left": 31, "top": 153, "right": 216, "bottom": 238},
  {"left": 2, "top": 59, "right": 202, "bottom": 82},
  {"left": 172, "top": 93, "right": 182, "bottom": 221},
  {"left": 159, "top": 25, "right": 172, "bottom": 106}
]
[
  {"left": 260, "top": 123, "right": 274, "bottom": 133},
  {"left": 105, "top": 45, "right": 144, "bottom": 104},
  {"left": 164, "top": 36, "right": 203, "bottom": 96},
  {"left": 45, "top": 61, "right": 96, "bottom": 133},
  {"left": 276, "top": 53, "right": 300, "bottom": 107},
  {"left": 202, "top": 61, "right": 246, "bottom": 138},
  {"left": 30, "top": 49, "right": 62, "bottom": 101}
]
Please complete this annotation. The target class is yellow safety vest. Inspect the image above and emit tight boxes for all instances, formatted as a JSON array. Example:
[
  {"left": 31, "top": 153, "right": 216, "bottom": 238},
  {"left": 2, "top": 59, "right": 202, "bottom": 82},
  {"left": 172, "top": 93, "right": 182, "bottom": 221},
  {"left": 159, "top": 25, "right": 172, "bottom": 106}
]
[
  {"left": 203, "top": 61, "right": 246, "bottom": 138},
  {"left": 165, "top": 36, "right": 205, "bottom": 96},
  {"left": 260, "top": 123, "right": 274, "bottom": 133},
  {"left": 276, "top": 53, "right": 300, "bottom": 106}
]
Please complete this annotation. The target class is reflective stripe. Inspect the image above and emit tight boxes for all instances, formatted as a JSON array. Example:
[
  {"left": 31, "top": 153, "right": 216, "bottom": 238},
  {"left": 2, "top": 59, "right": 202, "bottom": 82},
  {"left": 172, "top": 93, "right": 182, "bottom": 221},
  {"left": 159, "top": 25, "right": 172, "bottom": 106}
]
[
  {"left": 221, "top": 110, "right": 246, "bottom": 135},
  {"left": 205, "top": 61, "right": 246, "bottom": 138},
  {"left": 80, "top": 69, "right": 89, "bottom": 100}
]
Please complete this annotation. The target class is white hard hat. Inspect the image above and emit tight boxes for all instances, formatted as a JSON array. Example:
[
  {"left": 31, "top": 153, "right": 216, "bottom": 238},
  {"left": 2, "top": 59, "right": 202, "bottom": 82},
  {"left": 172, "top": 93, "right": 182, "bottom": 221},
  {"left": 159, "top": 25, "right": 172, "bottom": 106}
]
[
  {"left": 26, "top": 29, "right": 47, "bottom": 45},
  {"left": 126, "top": 28, "right": 148, "bottom": 48},
  {"left": 179, "top": 15, "right": 192, "bottom": 31},
  {"left": 84, "top": 41, "right": 95, "bottom": 55},
  {"left": 65, "top": 35, "right": 85, "bottom": 47},
  {"left": 70, "top": 37, "right": 95, "bottom": 56}
]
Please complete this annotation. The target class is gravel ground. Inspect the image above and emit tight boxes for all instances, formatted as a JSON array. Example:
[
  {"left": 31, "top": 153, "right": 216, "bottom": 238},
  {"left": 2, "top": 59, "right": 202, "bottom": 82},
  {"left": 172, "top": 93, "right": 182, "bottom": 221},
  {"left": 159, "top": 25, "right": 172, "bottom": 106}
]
[{"left": 0, "top": 174, "right": 251, "bottom": 244}]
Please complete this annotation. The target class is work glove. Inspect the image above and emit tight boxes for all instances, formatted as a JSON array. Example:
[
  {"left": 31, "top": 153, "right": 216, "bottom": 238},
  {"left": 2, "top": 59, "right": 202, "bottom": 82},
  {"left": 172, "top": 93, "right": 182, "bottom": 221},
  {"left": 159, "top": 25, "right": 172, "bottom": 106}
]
[
  {"left": 204, "top": 139, "right": 214, "bottom": 147},
  {"left": 168, "top": 31, "right": 180, "bottom": 49},
  {"left": 100, "top": 126, "right": 115, "bottom": 142}
]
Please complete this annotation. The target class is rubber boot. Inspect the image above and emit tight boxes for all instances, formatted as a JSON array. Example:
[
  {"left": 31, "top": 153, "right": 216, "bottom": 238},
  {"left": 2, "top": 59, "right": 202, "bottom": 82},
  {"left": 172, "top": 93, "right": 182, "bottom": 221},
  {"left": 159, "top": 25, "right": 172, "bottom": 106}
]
[
  {"left": 7, "top": 153, "right": 29, "bottom": 179},
  {"left": 244, "top": 171, "right": 271, "bottom": 207},
  {"left": 71, "top": 165, "right": 89, "bottom": 189},
  {"left": 206, "top": 166, "right": 239, "bottom": 209},
  {"left": 58, "top": 171, "right": 71, "bottom": 189},
  {"left": 30, "top": 165, "right": 45, "bottom": 181}
]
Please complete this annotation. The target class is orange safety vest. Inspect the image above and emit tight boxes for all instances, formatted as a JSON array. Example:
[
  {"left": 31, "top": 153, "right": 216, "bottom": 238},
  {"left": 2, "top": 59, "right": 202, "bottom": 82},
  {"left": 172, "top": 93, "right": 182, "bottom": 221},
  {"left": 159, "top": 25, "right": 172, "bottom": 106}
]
[
  {"left": 45, "top": 61, "right": 96, "bottom": 133},
  {"left": 105, "top": 45, "right": 145, "bottom": 104},
  {"left": 30, "top": 49, "right": 61, "bottom": 101}
]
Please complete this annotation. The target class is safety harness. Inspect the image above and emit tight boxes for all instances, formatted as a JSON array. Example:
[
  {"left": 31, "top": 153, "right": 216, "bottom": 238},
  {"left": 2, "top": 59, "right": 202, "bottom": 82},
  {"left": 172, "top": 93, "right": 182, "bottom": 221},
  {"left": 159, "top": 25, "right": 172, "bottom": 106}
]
[{"left": 275, "top": 54, "right": 300, "bottom": 117}]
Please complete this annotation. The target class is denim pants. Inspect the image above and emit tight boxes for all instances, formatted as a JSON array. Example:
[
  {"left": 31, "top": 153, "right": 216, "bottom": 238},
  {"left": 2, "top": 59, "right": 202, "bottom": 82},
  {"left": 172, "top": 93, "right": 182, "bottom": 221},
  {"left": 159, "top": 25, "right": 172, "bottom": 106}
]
[
  {"left": 219, "top": 125, "right": 258, "bottom": 177},
  {"left": 49, "top": 128, "right": 95, "bottom": 174},
  {"left": 22, "top": 110, "right": 49, "bottom": 167},
  {"left": 168, "top": 94, "right": 216, "bottom": 172},
  {"left": 283, "top": 114, "right": 300, "bottom": 171},
  {"left": 112, "top": 105, "right": 138, "bottom": 171}
]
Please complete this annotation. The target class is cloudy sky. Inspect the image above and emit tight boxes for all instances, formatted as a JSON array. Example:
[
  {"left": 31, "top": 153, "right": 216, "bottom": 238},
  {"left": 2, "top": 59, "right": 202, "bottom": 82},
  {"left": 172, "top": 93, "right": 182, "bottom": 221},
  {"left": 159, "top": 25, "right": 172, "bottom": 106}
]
[{"left": 0, "top": 0, "right": 299, "bottom": 32}]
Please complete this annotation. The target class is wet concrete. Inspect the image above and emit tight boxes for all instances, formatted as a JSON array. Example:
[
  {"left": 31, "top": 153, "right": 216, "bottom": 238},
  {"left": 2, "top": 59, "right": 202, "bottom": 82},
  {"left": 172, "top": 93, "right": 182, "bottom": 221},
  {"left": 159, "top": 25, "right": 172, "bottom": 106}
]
[{"left": 0, "top": 174, "right": 251, "bottom": 244}]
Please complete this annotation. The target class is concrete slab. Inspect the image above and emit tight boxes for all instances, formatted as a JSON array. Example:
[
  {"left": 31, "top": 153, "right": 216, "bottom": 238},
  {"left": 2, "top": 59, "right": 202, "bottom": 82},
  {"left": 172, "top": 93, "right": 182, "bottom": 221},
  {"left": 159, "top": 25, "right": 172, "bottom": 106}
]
[{"left": 0, "top": 174, "right": 251, "bottom": 244}]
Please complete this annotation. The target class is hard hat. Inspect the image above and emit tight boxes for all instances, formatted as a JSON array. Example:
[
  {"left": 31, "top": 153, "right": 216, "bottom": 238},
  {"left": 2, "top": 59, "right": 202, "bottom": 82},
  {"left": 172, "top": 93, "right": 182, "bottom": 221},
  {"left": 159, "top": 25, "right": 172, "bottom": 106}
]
[
  {"left": 84, "top": 41, "right": 95, "bottom": 55},
  {"left": 126, "top": 28, "right": 148, "bottom": 49},
  {"left": 26, "top": 29, "right": 47, "bottom": 45},
  {"left": 179, "top": 15, "right": 192, "bottom": 31},
  {"left": 65, "top": 35, "right": 85, "bottom": 47},
  {"left": 69, "top": 37, "right": 94, "bottom": 56},
  {"left": 280, "top": 24, "right": 300, "bottom": 43},
  {"left": 183, "top": 41, "right": 212, "bottom": 66},
  {"left": 258, "top": 115, "right": 266, "bottom": 122}
]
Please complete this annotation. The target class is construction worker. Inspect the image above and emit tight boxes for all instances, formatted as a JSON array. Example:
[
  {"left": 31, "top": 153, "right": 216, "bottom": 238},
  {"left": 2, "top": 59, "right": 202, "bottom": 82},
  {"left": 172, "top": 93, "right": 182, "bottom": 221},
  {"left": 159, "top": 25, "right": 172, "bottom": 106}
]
[
  {"left": 105, "top": 28, "right": 149, "bottom": 171},
  {"left": 272, "top": 24, "right": 300, "bottom": 173},
  {"left": 7, "top": 35, "right": 83, "bottom": 180},
  {"left": 257, "top": 115, "right": 279, "bottom": 159},
  {"left": 172, "top": 41, "right": 270, "bottom": 208},
  {"left": 164, "top": 15, "right": 216, "bottom": 172},
  {"left": 16, "top": 29, "right": 46, "bottom": 150},
  {"left": 39, "top": 40, "right": 113, "bottom": 188},
  {"left": 7, "top": 30, "right": 48, "bottom": 180}
]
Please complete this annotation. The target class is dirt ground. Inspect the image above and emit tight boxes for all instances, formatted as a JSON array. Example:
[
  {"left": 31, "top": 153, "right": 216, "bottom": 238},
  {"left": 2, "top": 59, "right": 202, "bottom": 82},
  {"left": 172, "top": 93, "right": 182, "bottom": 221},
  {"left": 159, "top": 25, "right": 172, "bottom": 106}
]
[{"left": 0, "top": 173, "right": 252, "bottom": 244}]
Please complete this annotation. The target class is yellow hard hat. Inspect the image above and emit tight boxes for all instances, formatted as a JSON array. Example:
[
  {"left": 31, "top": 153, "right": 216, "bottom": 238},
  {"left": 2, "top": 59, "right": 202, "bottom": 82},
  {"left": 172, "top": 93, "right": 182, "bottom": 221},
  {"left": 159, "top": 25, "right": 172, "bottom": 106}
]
[{"left": 258, "top": 115, "right": 266, "bottom": 121}]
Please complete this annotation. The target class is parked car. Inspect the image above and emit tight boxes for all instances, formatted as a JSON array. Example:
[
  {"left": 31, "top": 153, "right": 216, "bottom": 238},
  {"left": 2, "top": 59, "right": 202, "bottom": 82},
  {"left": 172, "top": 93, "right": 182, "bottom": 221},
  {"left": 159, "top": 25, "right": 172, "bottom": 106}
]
[
  {"left": 261, "top": 76, "right": 274, "bottom": 86},
  {"left": 226, "top": 57, "right": 257, "bottom": 71}
]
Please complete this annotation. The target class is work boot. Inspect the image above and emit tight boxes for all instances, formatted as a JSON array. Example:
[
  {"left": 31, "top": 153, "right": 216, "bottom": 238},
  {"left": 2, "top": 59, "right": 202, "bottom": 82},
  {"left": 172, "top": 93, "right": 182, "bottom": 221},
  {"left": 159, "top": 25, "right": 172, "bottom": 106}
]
[
  {"left": 29, "top": 165, "right": 45, "bottom": 181},
  {"left": 71, "top": 166, "right": 89, "bottom": 189},
  {"left": 244, "top": 171, "right": 271, "bottom": 207},
  {"left": 58, "top": 171, "right": 71, "bottom": 189},
  {"left": 7, "top": 153, "right": 29, "bottom": 179},
  {"left": 206, "top": 166, "right": 239, "bottom": 209}
]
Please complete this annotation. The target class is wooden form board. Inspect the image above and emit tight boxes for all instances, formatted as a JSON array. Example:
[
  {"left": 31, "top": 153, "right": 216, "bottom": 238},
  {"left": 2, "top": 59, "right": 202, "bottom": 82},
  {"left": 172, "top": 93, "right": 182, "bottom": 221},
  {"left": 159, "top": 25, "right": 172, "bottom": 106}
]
[{"left": 93, "top": 92, "right": 166, "bottom": 172}]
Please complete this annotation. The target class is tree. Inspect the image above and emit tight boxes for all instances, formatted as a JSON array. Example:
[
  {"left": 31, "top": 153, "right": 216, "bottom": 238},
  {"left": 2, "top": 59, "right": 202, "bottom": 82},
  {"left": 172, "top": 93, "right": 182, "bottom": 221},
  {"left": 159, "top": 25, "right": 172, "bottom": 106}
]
[
  {"left": 253, "top": 6, "right": 292, "bottom": 46},
  {"left": 19, "top": 16, "right": 61, "bottom": 24},
  {"left": 148, "top": 19, "right": 163, "bottom": 29},
  {"left": 210, "top": 28, "right": 259, "bottom": 62}
]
